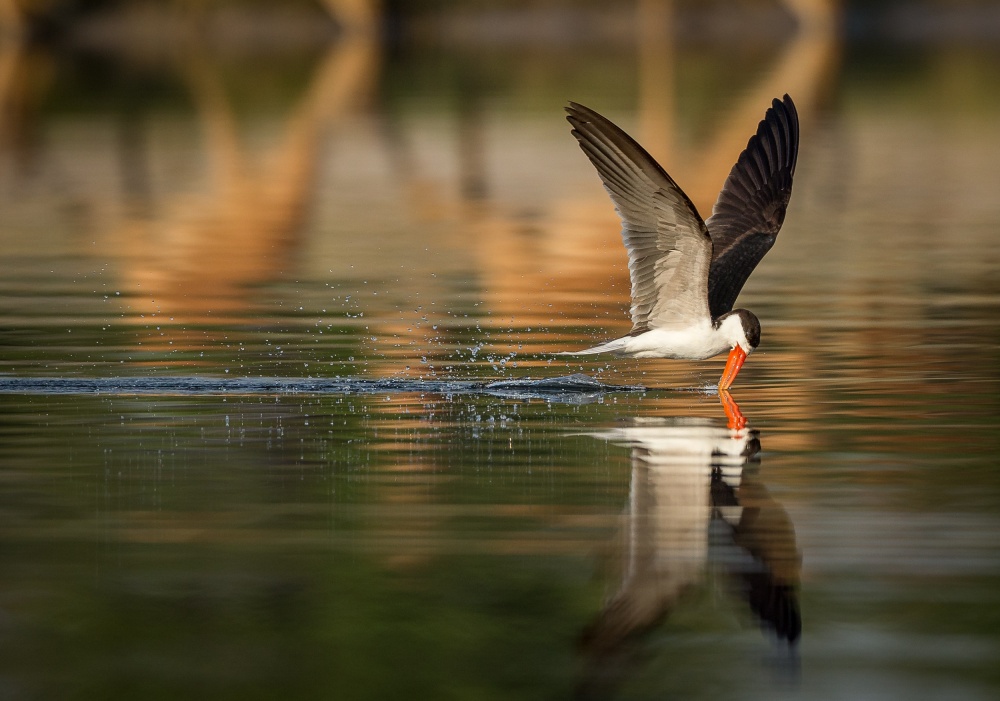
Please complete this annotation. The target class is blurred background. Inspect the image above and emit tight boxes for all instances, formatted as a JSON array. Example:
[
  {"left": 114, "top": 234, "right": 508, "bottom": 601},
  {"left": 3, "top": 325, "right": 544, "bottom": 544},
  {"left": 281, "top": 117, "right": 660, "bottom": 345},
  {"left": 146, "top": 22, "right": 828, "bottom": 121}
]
[
  {"left": 0, "top": 0, "right": 998, "bottom": 380},
  {"left": 2, "top": 4, "right": 1000, "bottom": 700}
]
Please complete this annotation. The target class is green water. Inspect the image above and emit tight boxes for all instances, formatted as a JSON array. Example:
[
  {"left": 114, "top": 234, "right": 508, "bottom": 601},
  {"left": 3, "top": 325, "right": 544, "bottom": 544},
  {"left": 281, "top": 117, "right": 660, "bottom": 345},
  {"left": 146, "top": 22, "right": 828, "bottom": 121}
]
[{"left": 1, "top": 5, "right": 1000, "bottom": 699}]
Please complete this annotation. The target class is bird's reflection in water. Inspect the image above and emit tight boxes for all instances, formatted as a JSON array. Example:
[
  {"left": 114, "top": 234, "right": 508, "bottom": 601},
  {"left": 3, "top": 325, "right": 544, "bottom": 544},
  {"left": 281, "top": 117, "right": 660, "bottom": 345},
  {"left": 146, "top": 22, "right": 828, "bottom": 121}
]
[{"left": 577, "top": 403, "right": 800, "bottom": 698}]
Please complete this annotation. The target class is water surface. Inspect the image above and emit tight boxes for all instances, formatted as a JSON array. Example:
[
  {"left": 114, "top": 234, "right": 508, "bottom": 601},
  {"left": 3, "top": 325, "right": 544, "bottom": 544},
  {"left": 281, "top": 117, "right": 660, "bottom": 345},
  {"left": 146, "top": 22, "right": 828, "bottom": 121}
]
[{"left": 1, "top": 7, "right": 999, "bottom": 700}]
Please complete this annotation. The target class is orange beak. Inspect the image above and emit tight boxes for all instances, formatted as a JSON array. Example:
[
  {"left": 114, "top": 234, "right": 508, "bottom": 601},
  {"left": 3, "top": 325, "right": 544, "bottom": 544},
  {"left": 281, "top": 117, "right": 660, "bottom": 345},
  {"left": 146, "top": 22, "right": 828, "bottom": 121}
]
[
  {"left": 718, "top": 345, "right": 748, "bottom": 391},
  {"left": 719, "top": 390, "right": 746, "bottom": 430}
]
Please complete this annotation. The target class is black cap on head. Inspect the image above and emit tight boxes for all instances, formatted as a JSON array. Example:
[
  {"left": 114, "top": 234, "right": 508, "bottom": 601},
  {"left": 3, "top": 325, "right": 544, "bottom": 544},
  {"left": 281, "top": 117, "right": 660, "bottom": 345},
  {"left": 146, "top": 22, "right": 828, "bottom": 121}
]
[{"left": 737, "top": 310, "right": 761, "bottom": 349}]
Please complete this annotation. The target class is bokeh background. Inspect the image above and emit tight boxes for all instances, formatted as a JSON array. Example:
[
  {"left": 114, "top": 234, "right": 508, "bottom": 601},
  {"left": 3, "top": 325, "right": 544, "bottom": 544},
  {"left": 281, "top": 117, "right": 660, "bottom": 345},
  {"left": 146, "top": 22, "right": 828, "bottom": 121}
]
[
  {"left": 2, "top": 2, "right": 1000, "bottom": 700},
  {"left": 1, "top": 0, "right": 998, "bottom": 380}
]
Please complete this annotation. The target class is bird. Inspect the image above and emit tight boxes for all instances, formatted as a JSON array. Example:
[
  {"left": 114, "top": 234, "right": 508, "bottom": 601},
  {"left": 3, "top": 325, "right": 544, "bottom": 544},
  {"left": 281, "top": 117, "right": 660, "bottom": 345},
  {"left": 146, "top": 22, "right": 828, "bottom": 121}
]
[{"left": 559, "top": 95, "right": 799, "bottom": 390}]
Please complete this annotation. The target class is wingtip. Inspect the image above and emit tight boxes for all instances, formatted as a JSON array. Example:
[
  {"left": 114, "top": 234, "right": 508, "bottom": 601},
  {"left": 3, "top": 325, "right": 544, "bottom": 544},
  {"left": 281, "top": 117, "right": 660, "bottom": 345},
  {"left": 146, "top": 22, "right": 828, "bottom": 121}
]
[
  {"left": 769, "top": 94, "right": 799, "bottom": 130},
  {"left": 565, "top": 101, "right": 584, "bottom": 127},
  {"left": 565, "top": 101, "right": 598, "bottom": 124},
  {"left": 704, "top": 92, "right": 800, "bottom": 316},
  {"left": 756, "top": 94, "right": 799, "bottom": 175},
  {"left": 785, "top": 94, "right": 799, "bottom": 127}
]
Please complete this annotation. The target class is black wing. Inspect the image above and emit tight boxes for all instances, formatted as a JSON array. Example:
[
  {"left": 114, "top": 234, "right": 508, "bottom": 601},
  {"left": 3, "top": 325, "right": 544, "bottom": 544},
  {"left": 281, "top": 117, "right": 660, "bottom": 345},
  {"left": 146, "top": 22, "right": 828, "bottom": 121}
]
[
  {"left": 706, "top": 95, "right": 799, "bottom": 318},
  {"left": 711, "top": 462, "right": 802, "bottom": 645}
]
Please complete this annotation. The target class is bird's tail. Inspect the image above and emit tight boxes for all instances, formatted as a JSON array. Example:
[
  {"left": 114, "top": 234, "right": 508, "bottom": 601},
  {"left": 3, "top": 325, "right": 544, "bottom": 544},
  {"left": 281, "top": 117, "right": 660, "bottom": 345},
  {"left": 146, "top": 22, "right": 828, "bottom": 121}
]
[{"left": 555, "top": 337, "right": 627, "bottom": 356}]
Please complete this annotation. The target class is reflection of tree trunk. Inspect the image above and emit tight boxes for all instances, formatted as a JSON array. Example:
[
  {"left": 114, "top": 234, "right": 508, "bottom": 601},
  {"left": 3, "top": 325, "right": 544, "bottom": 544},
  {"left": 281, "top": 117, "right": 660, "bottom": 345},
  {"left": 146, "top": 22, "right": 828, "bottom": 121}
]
[
  {"left": 0, "top": 36, "right": 22, "bottom": 145},
  {"left": 179, "top": 50, "right": 246, "bottom": 196},
  {"left": 321, "top": 0, "right": 382, "bottom": 33},
  {"left": 111, "top": 31, "right": 380, "bottom": 348},
  {"left": 0, "top": 0, "right": 22, "bottom": 35},
  {"left": 116, "top": 108, "right": 152, "bottom": 216},
  {"left": 637, "top": 0, "right": 675, "bottom": 171},
  {"left": 272, "top": 32, "right": 379, "bottom": 224},
  {"left": 458, "top": 97, "right": 487, "bottom": 203},
  {"left": 782, "top": 0, "right": 840, "bottom": 31},
  {"left": 0, "top": 39, "right": 55, "bottom": 176},
  {"left": 654, "top": 0, "right": 840, "bottom": 213}
]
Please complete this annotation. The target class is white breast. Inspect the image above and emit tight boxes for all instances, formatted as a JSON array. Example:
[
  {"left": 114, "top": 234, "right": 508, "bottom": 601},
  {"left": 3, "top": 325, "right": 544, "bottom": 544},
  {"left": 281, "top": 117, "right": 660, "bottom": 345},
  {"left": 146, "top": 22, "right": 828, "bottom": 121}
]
[{"left": 619, "top": 324, "right": 732, "bottom": 360}]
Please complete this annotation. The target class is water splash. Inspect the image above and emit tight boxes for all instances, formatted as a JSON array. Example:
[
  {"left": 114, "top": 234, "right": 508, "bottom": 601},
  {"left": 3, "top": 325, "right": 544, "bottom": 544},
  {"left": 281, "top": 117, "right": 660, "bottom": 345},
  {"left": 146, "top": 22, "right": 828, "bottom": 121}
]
[{"left": 0, "top": 373, "right": 644, "bottom": 403}]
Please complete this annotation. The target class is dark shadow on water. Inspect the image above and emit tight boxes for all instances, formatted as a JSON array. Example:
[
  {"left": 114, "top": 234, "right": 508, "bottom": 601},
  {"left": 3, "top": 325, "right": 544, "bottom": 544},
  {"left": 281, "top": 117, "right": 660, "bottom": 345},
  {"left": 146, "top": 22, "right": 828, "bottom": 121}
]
[
  {"left": 0, "top": 373, "right": 643, "bottom": 403},
  {"left": 576, "top": 415, "right": 801, "bottom": 700}
]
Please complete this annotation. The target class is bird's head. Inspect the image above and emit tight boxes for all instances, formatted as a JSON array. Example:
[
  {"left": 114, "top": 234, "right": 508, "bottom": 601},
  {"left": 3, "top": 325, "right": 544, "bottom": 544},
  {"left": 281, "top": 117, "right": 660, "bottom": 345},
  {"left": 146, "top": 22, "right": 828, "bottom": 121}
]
[
  {"left": 716, "top": 309, "right": 761, "bottom": 355},
  {"left": 716, "top": 310, "right": 760, "bottom": 391}
]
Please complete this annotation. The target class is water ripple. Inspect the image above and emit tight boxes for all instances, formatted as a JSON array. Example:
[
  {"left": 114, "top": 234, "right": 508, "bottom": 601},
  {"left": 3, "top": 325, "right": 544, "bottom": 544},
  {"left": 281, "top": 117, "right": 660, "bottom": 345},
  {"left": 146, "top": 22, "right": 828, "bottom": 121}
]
[{"left": 0, "top": 373, "right": 644, "bottom": 402}]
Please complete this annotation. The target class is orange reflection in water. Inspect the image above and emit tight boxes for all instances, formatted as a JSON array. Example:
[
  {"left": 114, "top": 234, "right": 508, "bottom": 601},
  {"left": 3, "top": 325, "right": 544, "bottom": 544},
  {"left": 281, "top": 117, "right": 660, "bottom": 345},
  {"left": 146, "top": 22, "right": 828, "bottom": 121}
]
[{"left": 109, "top": 33, "right": 379, "bottom": 331}]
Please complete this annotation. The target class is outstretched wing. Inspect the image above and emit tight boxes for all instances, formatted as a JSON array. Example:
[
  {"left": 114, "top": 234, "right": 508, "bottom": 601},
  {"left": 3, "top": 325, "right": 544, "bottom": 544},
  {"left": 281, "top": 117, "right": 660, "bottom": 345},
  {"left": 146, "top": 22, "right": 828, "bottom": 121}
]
[
  {"left": 567, "top": 102, "right": 713, "bottom": 333},
  {"left": 706, "top": 94, "right": 799, "bottom": 318}
]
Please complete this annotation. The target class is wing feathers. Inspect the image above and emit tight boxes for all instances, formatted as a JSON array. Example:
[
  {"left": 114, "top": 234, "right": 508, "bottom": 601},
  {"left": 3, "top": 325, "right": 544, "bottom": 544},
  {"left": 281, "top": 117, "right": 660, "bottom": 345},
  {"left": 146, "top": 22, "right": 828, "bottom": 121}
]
[
  {"left": 706, "top": 95, "right": 799, "bottom": 318},
  {"left": 566, "top": 102, "right": 713, "bottom": 332},
  {"left": 566, "top": 96, "right": 798, "bottom": 330}
]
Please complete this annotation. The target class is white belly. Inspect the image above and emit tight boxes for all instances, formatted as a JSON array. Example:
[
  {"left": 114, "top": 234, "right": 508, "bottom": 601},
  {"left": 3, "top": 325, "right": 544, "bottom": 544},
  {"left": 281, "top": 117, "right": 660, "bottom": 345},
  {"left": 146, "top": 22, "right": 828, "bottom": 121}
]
[{"left": 617, "top": 326, "right": 731, "bottom": 360}]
